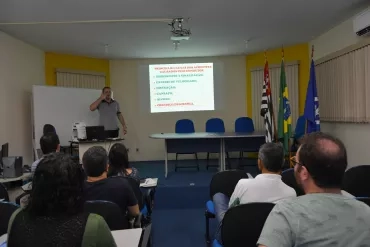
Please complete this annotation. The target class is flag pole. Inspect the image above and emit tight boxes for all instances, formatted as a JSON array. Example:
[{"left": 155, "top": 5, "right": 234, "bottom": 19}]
[
  {"left": 265, "top": 51, "right": 278, "bottom": 142},
  {"left": 305, "top": 45, "right": 314, "bottom": 134},
  {"left": 282, "top": 46, "right": 292, "bottom": 167}
]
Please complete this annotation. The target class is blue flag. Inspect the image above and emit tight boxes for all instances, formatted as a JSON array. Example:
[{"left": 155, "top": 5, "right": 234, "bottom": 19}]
[{"left": 304, "top": 59, "right": 320, "bottom": 133}]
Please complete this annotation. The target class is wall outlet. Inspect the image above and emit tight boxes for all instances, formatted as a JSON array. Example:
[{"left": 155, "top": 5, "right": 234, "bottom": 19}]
[{"left": 136, "top": 148, "right": 139, "bottom": 152}]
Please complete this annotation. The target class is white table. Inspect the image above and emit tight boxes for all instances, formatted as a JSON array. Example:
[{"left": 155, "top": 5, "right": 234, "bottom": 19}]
[
  {"left": 70, "top": 138, "right": 124, "bottom": 164},
  {"left": 0, "top": 228, "right": 142, "bottom": 247},
  {"left": 112, "top": 228, "right": 143, "bottom": 247},
  {"left": 0, "top": 172, "right": 32, "bottom": 184}
]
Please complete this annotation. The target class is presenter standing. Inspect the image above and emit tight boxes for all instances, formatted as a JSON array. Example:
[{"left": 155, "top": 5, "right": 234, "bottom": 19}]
[{"left": 90, "top": 86, "right": 127, "bottom": 138}]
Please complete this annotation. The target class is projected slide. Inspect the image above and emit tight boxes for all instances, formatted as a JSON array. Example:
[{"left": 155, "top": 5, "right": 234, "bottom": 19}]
[{"left": 149, "top": 63, "right": 215, "bottom": 113}]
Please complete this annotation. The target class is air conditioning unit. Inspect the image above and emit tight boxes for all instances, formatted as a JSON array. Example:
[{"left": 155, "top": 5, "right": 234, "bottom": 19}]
[{"left": 353, "top": 8, "right": 370, "bottom": 36}]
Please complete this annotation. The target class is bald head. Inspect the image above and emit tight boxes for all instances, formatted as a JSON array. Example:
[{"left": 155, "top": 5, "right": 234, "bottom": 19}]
[{"left": 298, "top": 132, "right": 347, "bottom": 188}]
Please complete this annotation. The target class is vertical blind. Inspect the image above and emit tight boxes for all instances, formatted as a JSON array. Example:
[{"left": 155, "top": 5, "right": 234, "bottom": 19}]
[
  {"left": 316, "top": 44, "right": 370, "bottom": 123},
  {"left": 251, "top": 62, "right": 300, "bottom": 131},
  {"left": 56, "top": 69, "right": 106, "bottom": 89}
]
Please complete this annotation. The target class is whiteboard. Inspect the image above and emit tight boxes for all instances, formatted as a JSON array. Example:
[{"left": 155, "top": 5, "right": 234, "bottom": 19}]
[{"left": 32, "top": 85, "right": 101, "bottom": 148}]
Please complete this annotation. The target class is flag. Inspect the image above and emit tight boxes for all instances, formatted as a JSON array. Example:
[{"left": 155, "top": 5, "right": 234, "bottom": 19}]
[
  {"left": 260, "top": 59, "right": 275, "bottom": 142},
  {"left": 304, "top": 59, "right": 320, "bottom": 133},
  {"left": 277, "top": 53, "right": 292, "bottom": 153}
]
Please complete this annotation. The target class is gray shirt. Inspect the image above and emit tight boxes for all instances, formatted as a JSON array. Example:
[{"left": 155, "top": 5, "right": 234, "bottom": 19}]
[
  {"left": 258, "top": 193, "right": 370, "bottom": 247},
  {"left": 98, "top": 100, "right": 121, "bottom": 131}
]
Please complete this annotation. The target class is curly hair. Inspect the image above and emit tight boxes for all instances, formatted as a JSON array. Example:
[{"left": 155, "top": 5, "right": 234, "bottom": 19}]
[{"left": 26, "top": 153, "right": 85, "bottom": 216}]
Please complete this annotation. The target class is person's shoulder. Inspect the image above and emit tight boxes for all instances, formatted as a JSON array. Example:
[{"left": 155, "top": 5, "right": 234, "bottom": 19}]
[
  {"left": 280, "top": 182, "right": 297, "bottom": 197},
  {"left": 108, "top": 176, "right": 131, "bottom": 187}
]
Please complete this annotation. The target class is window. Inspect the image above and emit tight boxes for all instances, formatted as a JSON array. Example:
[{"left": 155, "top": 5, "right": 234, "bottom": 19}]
[
  {"left": 56, "top": 69, "right": 106, "bottom": 89},
  {"left": 316, "top": 44, "right": 370, "bottom": 123},
  {"left": 251, "top": 62, "right": 300, "bottom": 131}
]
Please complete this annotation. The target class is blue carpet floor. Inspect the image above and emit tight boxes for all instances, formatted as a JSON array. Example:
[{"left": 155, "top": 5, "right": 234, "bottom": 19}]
[{"left": 133, "top": 159, "right": 259, "bottom": 247}]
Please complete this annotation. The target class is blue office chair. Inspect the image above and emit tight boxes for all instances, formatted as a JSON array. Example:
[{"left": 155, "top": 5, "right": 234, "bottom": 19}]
[
  {"left": 234, "top": 117, "right": 255, "bottom": 168},
  {"left": 205, "top": 118, "right": 230, "bottom": 170},
  {"left": 291, "top": 116, "right": 306, "bottom": 152},
  {"left": 234, "top": 117, "right": 254, "bottom": 133},
  {"left": 174, "top": 119, "right": 199, "bottom": 171}
]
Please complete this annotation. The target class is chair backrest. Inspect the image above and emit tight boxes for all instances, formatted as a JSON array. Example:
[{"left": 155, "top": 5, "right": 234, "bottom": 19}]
[
  {"left": 281, "top": 168, "right": 305, "bottom": 196},
  {"left": 222, "top": 202, "right": 275, "bottom": 247},
  {"left": 175, "top": 119, "right": 195, "bottom": 133},
  {"left": 294, "top": 116, "right": 306, "bottom": 140},
  {"left": 342, "top": 165, "right": 370, "bottom": 197},
  {"left": 84, "top": 200, "right": 128, "bottom": 230},
  {"left": 209, "top": 170, "right": 250, "bottom": 199},
  {"left": 123, "top": 177, "right": 144, "bottom": 210},
  {"left": 234, "top": 117, "right": 254, "bottom": 132},
  {"left": 139, "top": 222, "right": 152, "bottom": 247},
  {"left": 356, "top": 197, "right": 370, "bottom": 207},
  {"left": 0, "top": 183, "right": 9, "bottom": 202},
  {"left": 205, "top": 118, "right": 225, "bottom": 133},
  {"left": 0, "top": 201, "right": 19, "bottom": 236}
]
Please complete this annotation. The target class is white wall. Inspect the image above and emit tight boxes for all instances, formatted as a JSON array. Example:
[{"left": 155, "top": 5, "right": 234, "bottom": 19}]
[
  {"left": 310, "top": 7, "right": 370, "bottom": 167},
  {"left": 0, "top": 31, "right": 45, "bottom": 165},
  {"left": 110, "top": 56, "right": 247, "bottom": 161}
]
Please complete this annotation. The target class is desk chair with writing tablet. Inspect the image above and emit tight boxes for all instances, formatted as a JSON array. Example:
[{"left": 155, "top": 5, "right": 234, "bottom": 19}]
[
  {"left": 84, "top": 200, "right": 129, "bottom": 230},
  {"left": 205, "top": 118, "right": 230, "bottom": 170},
  {"left": 212, "top": 202, "right": 275, "bottom": 247},
  {"left": 205, "top": 170, "right": 250, "bottom": 244},
  {"left": 174, "top": 119, "right": 199, "bottom": 171},
  {"left": 0, "top": 201, "right": 19, "bottom": 236}
]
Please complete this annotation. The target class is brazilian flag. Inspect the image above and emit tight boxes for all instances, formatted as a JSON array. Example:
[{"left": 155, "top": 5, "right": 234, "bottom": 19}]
[{"left": 277, "top": 57, "right": 292, "bottom": 153}]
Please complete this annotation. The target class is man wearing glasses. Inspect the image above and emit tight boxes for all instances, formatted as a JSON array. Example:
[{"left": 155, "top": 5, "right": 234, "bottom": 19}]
[{"left": 258, "top": 132, "right": 370, "bottom": 247}]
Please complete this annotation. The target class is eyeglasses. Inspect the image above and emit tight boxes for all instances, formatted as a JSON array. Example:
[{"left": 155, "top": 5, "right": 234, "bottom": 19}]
[{"left": 290, "top": 156, "right": 304, "bottom": 167}]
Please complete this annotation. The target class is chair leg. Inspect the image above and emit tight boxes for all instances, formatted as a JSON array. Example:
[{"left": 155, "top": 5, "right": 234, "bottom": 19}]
[
  {"left": 175, "top": 153, "right": 178, "bottom": 172},
  {"left": 195, "top": 153, "right": 199, "bottom": 171},
  {"left": 226, "top": 152, "right": 231, "bottom": 169},
  {"left": 205, "top": 213, "right": 210, "bottom": 244},
  {"left": 238, "top": 152, "right": 245, "bottom": 169},
  {"left": 206, "top": 153, "right": 210, "bottom": 170}
]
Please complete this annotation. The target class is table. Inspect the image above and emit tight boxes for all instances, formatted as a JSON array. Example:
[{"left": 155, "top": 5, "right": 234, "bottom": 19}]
[
  {"left": 0, "top": 172, "right": 32, "bottom": 184},
  {"left": 112, "top": 228, "right": 143, "bottom": 247},
  {"left": 70, "top": 138, "right": 124, "bottom": 164},
  {"left": 0, "top": 228, "right": 143, "bottom": 247},
  {"left": 150, "top": 132, "right": 265, "bottom": 178}
]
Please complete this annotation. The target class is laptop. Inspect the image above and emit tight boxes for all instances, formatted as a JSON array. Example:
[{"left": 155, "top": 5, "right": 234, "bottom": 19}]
[{"left": 85, "top": 126, "right": 105, "bottom": 141}]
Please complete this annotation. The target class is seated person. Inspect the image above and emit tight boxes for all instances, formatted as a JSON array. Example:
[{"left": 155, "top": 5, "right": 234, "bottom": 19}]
[
  {"left": 7, "top": 153, "right": 116, "bottom": 247},
  {"left": 258, "top": 132, "right": 370, "bottom": 247},
  {"left": 108, "top": 143, "right": 140, "bottom": 184},
  {"left": 31, "top": 132, "right": 60, "bottom": 174},
  {"left": 214, "top": 142, "right": 296, "bottom": 244},
  {"left": 83, "top": 146, "right": 140, "bottom": 217}
]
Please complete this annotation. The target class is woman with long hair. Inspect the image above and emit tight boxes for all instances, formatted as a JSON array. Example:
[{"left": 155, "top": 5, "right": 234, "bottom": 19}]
[
  {"left": 7, "top": 153, "right": 116, "bottom": 247},
  {"left": 108, "top": 143, "right": 140, "bottom": 183}
]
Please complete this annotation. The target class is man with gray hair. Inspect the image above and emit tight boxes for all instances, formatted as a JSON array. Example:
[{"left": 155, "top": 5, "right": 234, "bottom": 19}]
[{"left": 213, "top": 142, "right": 296, "bottom": 244}]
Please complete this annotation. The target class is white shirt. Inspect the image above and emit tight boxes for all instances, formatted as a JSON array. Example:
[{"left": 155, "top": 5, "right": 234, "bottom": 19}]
[{"left": 229, "top": 173, "right": 296, "bottom": 207}]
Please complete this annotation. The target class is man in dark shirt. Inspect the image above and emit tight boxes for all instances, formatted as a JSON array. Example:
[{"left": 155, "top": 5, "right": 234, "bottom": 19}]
[{"left": 83, "top": 146, "right": 139, "bottom": 217}]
